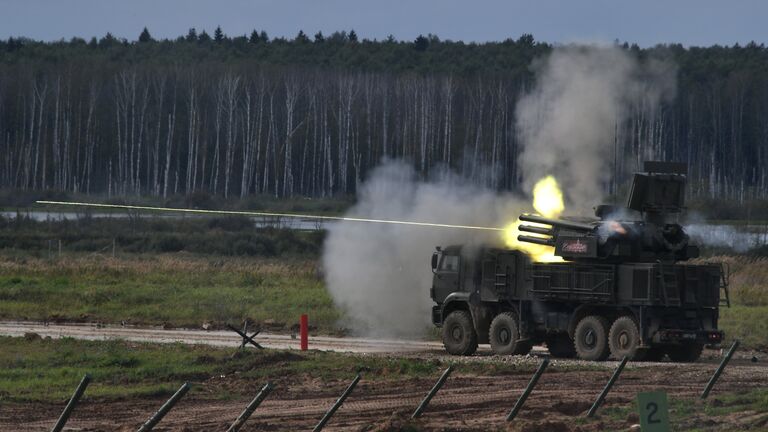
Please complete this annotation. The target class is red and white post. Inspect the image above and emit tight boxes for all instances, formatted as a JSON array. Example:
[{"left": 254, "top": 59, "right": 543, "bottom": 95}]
[{"left": 300, "top": 314, "right": 308, "bottom": 351}]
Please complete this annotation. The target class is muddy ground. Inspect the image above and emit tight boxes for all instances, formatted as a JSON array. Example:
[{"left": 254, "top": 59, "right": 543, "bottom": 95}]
[{"left": 3, "top": 353, "right": 767, "bottom": 432}]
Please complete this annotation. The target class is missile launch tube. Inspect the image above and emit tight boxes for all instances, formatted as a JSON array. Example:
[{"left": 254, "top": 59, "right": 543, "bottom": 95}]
[
  {"left": 518, "top": 225, "right": 553, "bottom": 236},
  {"left": 517, "top": 235, "right": 555, "bottom": 247},
  {"left": 518, "top": 214, "right": 594, "bottom": 232}
]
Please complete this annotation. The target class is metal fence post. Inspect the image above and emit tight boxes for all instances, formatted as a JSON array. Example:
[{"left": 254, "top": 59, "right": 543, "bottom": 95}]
[
  {"left": 412, "top": 365, "right": 454, "bottom": 418},
  {"left": 701, "top": 340, "right": 740, "bottom": 399},
  {"left": 506, "top": 358, "right": 549, "bottom": 422},
  {"left": 312, "top": 374, "right": 360, "bottom": 432},
  {"left": 51, "top": 374, "right": 91, "bottom": 432},
  {"left": 587, "top": 356, "right": 628, "bottom": 417},
  {"left": 226, "top": 382, "right": 274, "bottom": 432},
  {"left": 137, "top": 382, "right": 191, "bottom": 432}
]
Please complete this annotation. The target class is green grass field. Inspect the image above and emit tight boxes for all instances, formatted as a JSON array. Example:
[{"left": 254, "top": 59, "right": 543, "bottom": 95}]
[
  {"left": 720, "top": 306, "right": 768, "bottom": 349},
  {"left": 711, "top": 256, "right": 768, "bottom": 349},
  {"left": 587, "top": 388, "right": 768, "bottom": 432},
  {"left": 0, "top": 336, "right": 525, "bottom": 403},
  {"left": 0, "top": 254, "right": 767, "bottom": 348},
  {"left": 0, "top": 254, "right": 339, "bottom": 331}
]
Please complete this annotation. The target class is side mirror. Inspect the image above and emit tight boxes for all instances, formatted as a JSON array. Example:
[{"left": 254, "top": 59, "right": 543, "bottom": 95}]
[{"left": 431, "top": 252, "right": 439, "bottom": 271}]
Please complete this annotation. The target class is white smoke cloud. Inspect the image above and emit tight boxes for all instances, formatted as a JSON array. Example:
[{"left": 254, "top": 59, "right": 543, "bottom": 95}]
[
  {"left": 322, "top": 161, "right": 523, "bottom": 337},
  {"left": 516, "top": 45, "right": 676, "bottom": 213},
  {"left": 322, "top": 45, "right": 678, "bottom": 338},
  {"left": 684, "top": 213, "right": 767, "bottom": 253},
  {"left": 685, "top": 224, "right": 756, "bottom": 253}
]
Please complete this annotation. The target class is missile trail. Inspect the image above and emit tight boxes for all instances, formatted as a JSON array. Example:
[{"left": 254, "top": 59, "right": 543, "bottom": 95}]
[{"left": 35, "top": 200, "right": 505, "bottom": 232}]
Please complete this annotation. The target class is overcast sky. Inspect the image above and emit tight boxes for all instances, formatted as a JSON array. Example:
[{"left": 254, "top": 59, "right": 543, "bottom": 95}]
[{"left": 1, "top": 0, "right": 766, "bottom": 47}]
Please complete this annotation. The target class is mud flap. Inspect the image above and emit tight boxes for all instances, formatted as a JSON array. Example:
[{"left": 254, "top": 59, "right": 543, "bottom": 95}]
[{"left": 470, "top": 304, "right": 492, "bottom": 344}]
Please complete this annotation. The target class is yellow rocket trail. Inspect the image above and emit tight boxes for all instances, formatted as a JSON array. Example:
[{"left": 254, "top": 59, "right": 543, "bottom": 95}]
[{"left": 35, "top": 200, "right": 504, "bottom": 232}]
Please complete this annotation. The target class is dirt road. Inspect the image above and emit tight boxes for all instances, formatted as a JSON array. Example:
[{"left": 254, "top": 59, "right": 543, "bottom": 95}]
[
  {"left": 0, "top": 320, "right": 763, "bottom": 366},
  {"left": 0, "top": 320, "right": 444, "bottom": 353}
]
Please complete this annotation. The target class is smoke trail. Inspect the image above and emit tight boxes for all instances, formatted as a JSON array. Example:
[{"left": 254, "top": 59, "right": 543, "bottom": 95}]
[
  {"left": 322, "top": 161, "right": 523, "bottom": 337},
  {"left": 684, "top": 213, "right": 767, "bottom": 253},
  {"left": 685, "top": 224, "right": 758, "bottom": 253},
  {"left": 516, "top": 45, "right": 676, "bottom": 213}
]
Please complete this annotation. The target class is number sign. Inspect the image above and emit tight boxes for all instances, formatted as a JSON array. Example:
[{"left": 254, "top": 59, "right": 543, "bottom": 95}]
[{"left": 637, "top": 391, "right": 670, "bottom": 432}]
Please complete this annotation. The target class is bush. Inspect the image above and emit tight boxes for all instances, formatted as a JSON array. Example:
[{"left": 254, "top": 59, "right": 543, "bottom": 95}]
[
  {"left": 0, "top": 214, "right": 323, "bottom": 257},
  {"left": 185, "top": 191, "right": 215, "bottom": 209},
  {"left": 232, "top": 237, "right": 275, "bottom": 256},
  {"left": 153, "top": 235, "right": 185, "bottom": 252},
  {"left": 207, "top": 216, "right": 253, "bottom": 232}
]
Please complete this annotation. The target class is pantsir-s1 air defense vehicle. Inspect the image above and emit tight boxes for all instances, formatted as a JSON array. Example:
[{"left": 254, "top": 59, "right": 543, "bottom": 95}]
[{"left": 430, "top": 162, "right": 729, "bottom": 361}]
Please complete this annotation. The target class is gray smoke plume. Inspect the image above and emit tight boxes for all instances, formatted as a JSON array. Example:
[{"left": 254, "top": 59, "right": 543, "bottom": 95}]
[
  {"left": 322, "top": 45, "right": 678, "bottom": 338},
  {"left": 516, "top": 45, "right": 676, "bottom": 213},
  {"left": 685, "top": 224, "right": 757, "bottom": 253},
  {"left": 684, "top": 213, "right": 767, "bottom": 253},
  {"left": 322, "top": 161, "right": 522, "bottom": 337}
]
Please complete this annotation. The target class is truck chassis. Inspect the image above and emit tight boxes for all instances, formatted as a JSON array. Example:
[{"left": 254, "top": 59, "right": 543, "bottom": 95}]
[{"left": 430, "top": 246, "right": 727, "bottom": 362}]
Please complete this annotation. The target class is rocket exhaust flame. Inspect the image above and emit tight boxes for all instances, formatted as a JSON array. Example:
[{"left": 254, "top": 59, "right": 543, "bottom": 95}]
[
  {"left": 34, "top": 200, "right": 505, "bottom": 232},
  {"left": 503, "top": 175, "right": 566, "bottom": 263}
]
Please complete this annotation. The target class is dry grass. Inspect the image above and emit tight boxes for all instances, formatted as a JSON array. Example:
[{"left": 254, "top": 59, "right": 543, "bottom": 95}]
[
  {"left": 0, "top": 253, "right": 318, "bottom": 278},
  {"left": 694, "top": 256, "right": 768, "bottom": 349},
  {"left": 700, "top": 256, "right": 768, "bottom": 306}
]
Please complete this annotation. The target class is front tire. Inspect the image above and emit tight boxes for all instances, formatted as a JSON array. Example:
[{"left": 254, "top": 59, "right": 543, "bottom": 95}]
[
  {"left": 667, "top": 343, "right": 703, "bottom": 363},
  {"left": 574, "top": 315, "right": 610, "bottom": 361},
  {"left": 608, "top": 316, "right": 643, "bottom": 360},
  {"left": 489, "top": 312, "right": 531, "bottom": 355},
  {"left": 442, "top": 310, "right": 478, "bottom": 356}
]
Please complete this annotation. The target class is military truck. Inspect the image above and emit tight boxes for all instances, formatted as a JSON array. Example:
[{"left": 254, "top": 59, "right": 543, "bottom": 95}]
[{"left": 430, "top": 162, "right": 729, "bottom": 361}]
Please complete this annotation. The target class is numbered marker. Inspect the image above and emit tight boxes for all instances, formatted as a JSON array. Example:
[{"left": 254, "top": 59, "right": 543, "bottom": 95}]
[{"left": 637, "top": 391, "right": 670, "bottom": 432}]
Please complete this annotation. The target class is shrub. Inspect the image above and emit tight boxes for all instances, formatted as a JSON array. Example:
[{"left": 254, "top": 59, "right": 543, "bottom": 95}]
[
  {"left": 185, "top": 191, "right": 215, "bottom": 209},
  {"left": 153, "top": 235, "right": 185, "bottom": 252},
  {"left": 207, "top": 216, "right": 253, "bottom": 232}
]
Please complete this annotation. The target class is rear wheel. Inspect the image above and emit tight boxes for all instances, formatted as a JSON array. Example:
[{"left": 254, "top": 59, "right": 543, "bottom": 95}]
[
  {"left": 574, "top": 315, "right": 610, "bottom": 361},
  {"left": 547, "top": 334, "right": 576, "bottom": 358},
  {"left": 608, "top": 316, "right": 643, "bottom": 360},
  {"left": 667, "top": 343, "right": 703, "bottom": 363},
  {"left": 442, "top": 310, "right": 478, "bottom": 356},
  {"left": 489, "top": 312, "right": 530, "bottom": 355}
]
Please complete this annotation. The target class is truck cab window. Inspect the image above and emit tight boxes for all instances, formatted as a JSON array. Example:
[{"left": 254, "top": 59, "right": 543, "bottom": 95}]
[{"left": 440, "top": 255, "right": 459, "bottom": 272}]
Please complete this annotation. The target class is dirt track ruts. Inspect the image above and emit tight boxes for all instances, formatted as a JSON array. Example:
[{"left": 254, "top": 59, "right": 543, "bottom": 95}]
[
  {"left": 3, "top": 363, "right": 768, "bottom": 431},
  {"left": 1, "top": 321, "right": 767, "bottom": 431}
]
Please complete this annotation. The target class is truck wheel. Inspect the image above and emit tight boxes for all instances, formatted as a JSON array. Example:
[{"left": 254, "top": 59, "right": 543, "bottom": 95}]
[
  {"left": 489, "top": 312, "right": 529, "bottom": 355},
  {"left": 547, "top": 334, "right": 576, "bottom": 358},
  {"left": 574, "top": 315, "right": 610, "bottom": 361},
  {"left": 442, "top": 310, "right": 478, "bottom": 356},
  {"left": 608, "top": 316, "right": 643, "bottom": 360},
  {"left": 667, "top": 343, "right": 703, "bottom": 363}
]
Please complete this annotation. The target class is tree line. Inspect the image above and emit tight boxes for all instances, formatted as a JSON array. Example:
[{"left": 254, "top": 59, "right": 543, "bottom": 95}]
[{"left": 1, "top": 28, "right": 767, "bottom": 202}]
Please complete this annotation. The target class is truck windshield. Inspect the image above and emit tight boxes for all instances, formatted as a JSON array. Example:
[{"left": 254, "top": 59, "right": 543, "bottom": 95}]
[{"left": 440, "top": 255, "right": 459, "bottom": 272}]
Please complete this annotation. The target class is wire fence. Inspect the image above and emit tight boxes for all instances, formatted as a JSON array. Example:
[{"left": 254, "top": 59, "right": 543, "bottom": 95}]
[{"left": 45, "top": 340, "right": 740, "bottom": 432}]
